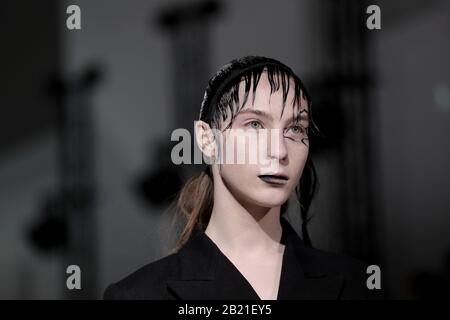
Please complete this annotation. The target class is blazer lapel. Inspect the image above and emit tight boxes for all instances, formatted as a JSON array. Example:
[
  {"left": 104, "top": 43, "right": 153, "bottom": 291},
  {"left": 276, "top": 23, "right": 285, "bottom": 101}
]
[
  {"left": 277, "top": 217, "right": 344, "bottom": 300},
  {"left": 166, "top": 226, "right": 259, "bottom": 300},
  {"left": 167, "top": 217, "right": 345, "bottom": 300}
]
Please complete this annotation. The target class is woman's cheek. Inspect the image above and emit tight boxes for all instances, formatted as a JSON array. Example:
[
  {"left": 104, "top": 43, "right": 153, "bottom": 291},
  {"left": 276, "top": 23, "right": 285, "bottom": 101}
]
[{"left": 293, "top": 148, "right": 309, "bottom": 176}]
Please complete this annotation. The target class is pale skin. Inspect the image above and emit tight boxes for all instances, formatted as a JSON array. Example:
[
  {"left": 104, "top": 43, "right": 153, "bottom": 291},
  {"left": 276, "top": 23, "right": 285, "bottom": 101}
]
[{"left": 195, "top": 72, "right": 310, "bottom": 300}]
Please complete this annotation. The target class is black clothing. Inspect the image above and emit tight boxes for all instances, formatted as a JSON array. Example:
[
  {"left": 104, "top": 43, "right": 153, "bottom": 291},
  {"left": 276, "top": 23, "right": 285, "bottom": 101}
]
[{"left": 104, "top": 217, "right": 381, "bottom": 300}]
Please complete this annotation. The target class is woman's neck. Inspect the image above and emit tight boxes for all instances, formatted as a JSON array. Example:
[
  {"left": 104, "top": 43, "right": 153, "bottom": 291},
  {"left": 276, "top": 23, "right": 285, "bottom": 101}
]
[{"left": 204, "top": 177, "right": 284, "bottom": 259}]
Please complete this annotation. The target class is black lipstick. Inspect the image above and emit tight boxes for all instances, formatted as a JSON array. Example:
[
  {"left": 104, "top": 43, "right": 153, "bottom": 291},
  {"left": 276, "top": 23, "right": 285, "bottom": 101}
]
[{"left": 258, "top": 174, "right": 288, "bottom": 185}]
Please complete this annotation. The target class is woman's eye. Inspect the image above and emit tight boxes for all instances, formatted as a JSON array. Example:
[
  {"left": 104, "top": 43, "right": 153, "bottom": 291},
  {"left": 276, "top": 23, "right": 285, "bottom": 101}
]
[
  {"left": 289, "top": 125, "right": 304, "bottom": 134},
  {"left": 247, "top": 120, "right": 262, "bottom": 129},
  {"left": 285, "top": 125, "right": 308, "bottom": 142}
]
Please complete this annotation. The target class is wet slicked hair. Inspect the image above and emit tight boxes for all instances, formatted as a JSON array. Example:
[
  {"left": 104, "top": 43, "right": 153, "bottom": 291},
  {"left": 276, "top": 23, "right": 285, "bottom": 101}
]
[
  {"left": 199, "top": 56, "right": 320, "bottom": 136},
  {"left": 173, "top": 56, "right": 320, "bottom": 252}
]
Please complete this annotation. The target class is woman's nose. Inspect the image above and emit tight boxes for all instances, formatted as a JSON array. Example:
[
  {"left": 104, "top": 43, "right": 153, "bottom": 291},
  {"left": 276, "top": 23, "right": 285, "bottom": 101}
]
[{"left": 268, "top": 128, "right": 288, "bottom": 161}]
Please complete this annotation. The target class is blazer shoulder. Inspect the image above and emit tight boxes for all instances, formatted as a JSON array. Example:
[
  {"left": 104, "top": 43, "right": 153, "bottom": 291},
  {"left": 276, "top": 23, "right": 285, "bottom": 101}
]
[
  {"left": 103, "top": 253, "right": 179, "bottom": 300},
  {"left": 302, "top": 245, "right": 383, "bottom": 299},
  {"left": 304, "top": 245, "right": 371, "bottom": 275}
]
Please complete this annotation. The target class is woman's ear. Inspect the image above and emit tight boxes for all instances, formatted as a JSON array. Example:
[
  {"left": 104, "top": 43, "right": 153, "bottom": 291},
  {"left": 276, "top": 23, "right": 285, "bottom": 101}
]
[{"left": 194, "top": 120, "right": 217, "bottom": 163}]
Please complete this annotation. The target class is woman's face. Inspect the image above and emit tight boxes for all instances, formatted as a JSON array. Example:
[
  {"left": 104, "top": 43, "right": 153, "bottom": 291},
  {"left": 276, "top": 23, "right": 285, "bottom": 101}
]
[{"left": 215, "top": 73, "right": 310, "bottom": 210}]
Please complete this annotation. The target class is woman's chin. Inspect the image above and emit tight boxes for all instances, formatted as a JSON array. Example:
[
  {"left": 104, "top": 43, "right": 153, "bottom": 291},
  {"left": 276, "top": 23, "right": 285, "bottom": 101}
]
[{"left": 250, "top": 189, "right": 289, "bottom": 208}]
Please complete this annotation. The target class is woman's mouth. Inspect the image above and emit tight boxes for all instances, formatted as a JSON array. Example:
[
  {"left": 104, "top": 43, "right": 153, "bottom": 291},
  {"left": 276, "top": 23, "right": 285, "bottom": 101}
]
[{"left": 258, "top": 174, "right": 289, "bottom": 185}]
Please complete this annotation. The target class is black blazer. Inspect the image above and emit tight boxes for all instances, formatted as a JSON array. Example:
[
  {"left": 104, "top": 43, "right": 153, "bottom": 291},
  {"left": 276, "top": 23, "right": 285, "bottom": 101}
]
[{"left": 104, "top": 217, "right": 382, "bottom": 300}]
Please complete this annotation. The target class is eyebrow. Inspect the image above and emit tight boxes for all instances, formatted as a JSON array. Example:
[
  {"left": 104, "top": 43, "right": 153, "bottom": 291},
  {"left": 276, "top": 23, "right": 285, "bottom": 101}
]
[{"left": 237, "top": 108, "right": 309, "bottom": 123}]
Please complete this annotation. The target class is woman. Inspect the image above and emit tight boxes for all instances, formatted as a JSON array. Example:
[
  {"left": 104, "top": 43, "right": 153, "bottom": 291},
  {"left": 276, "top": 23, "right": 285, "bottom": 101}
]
[{"left": 104, "top": 56, "right": 380, "bottom": 300}]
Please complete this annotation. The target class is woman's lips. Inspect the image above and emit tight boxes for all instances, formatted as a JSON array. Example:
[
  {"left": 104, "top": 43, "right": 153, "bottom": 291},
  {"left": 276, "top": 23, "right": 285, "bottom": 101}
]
[{"left": 258, "top": 174, "right": 288, "bottom": 185}]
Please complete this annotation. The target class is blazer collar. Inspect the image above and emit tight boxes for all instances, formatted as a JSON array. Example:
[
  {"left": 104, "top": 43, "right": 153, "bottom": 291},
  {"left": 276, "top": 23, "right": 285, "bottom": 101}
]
[{"left": 166, "top": 216, "right": 344, "bottom": 300}]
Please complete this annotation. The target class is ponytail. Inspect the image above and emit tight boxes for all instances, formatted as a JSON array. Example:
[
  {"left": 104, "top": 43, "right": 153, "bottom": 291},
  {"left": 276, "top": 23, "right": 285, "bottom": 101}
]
[{"left": 170, "top": 167, "right": 214, "bottom": 253}]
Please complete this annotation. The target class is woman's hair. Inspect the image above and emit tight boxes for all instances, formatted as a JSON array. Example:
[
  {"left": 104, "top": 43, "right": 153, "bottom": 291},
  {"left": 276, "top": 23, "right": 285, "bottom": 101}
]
[{"left": 171, "top": 56, "right": 321, "bottom": 253}]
